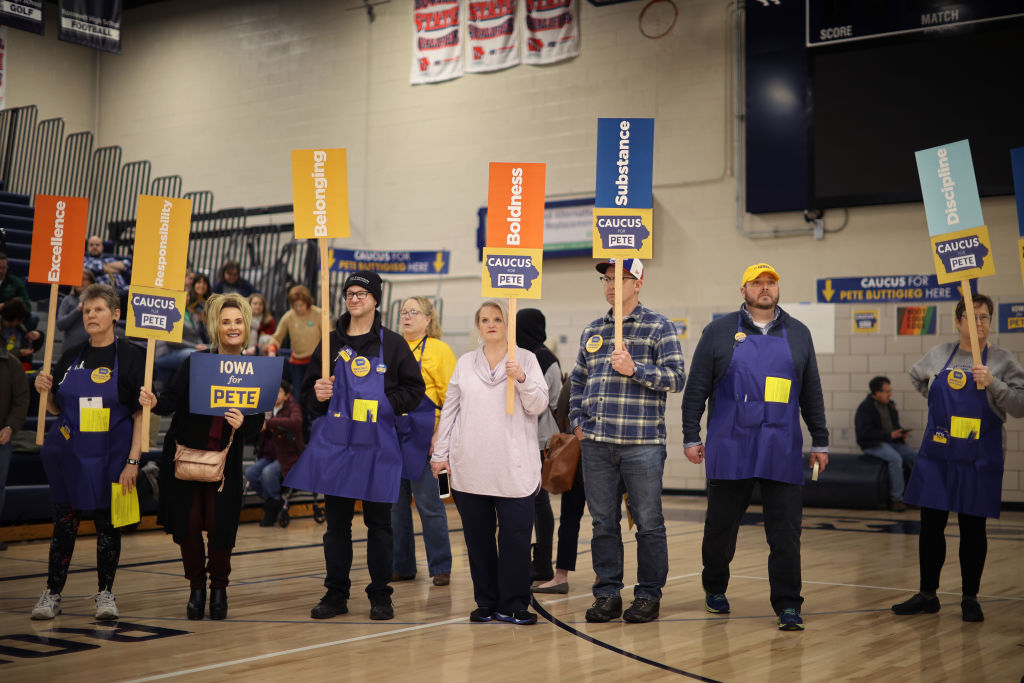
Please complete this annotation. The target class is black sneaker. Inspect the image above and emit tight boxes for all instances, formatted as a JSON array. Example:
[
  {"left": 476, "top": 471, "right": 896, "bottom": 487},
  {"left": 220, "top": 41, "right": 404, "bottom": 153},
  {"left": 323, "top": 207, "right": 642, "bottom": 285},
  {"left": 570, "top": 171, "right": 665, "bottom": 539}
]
[
  {"left": 310, "top": 593, "right": 348, "bottom": 619},
  {"left": 496, "top": 610, "right": 538, "bottom": 625},
  {"left": 891, "top": 593, "right": 940, "bottom": 615},
  {"left": 369, "top": 594, "right": 394, "bottom": 620},
  {"left": 961, "top": 598, "right": 984, "bottom": 622},
  {"left": 623, "top": 598, "right": 660, "bottom": 623},
  {"left": 470, "top": 607, "right": 496, "bottom": 622},
  {"left": 585, "top": 595, "right": 623, "bottom": 623}
]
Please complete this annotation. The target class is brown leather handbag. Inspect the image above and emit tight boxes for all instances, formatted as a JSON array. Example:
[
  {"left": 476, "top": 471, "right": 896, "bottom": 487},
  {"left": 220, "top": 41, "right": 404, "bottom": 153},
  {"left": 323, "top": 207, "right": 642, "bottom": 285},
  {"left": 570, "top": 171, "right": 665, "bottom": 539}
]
[
  {"left": 174, "top": 430, "right": 235, "bottom": 492},
  {"left": 541, "top": 432, "right": 581, "bottom": 494}
]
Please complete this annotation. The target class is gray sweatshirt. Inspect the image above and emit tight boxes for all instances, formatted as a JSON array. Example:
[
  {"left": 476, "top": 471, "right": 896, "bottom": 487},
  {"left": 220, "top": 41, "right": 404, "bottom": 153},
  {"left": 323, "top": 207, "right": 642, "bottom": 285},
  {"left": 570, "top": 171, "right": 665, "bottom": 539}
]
[{"left": 909, "top": 342, "right": 1024, "bottom": 423}]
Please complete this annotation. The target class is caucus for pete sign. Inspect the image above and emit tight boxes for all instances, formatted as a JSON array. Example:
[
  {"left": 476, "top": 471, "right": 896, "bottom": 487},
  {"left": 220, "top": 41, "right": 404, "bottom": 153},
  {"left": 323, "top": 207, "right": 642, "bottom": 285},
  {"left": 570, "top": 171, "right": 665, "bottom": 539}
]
[
  {"left": 482, "top": 162, "right": 545, "bottom": 299},
  {"left": 126, "top": 286, "right": 186, "bottom": 343},
  {"left": 28, "top": 195, "right": 88, "bottom": 286},
  {"left": 593, "top": 118, "right": 654, "bottom": 259},
  {"left": 188, "top": 354, "right": 286, "bottom": 416},
  {"left": 292, "top": 148, "right": 351, "bottom": 240}
]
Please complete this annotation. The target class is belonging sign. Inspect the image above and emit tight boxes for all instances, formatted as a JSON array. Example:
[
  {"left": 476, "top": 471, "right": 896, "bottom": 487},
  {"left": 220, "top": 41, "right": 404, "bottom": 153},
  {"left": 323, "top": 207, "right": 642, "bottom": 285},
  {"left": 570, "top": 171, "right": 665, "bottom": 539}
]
[
  {"left": 593, "top": 118, "right": 654, "bottom": 258},
  {"left": 1011, "top": 147, "right": 1024, "bottom": 288},
  {"left": 330, "top": 249, "right": 449, "bottom": 275},
  {"left": 817, "top": 275, "right": 970, "bottom": 303},
  {"left": 897, "top": 306, "right": 937, "bottom": 336},
  {"left": 482, "top": 162, "right": 546, "bottom": 299},
  {"left": 130, "top": 195, "right": 192, "bottom": 290},
  {"left": 125, "top": 285, "right": 186, "bottom": 343},
  {"left": 914, "top": 140, "right": 994, "bottom": 284},
  {"left": 852, "top": 309, "right": 879, "bottom": 334},
  {"left": 28, "top": 195, "right": 88, "bottom": 286},
  {"left": 998, "top": 302, "right": 1024, "bottom": 334},
  {"left": 291, "top": 148, "right": 351, "bottom": 240},
  {"left": 188, "top": 354, "right": 286, "bottom": 416}
]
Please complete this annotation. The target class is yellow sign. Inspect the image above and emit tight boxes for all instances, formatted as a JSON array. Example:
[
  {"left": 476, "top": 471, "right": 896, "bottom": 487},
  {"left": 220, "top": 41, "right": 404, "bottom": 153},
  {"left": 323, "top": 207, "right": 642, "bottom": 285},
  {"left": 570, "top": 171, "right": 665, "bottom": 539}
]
[
  {"left": 592, "top": 207, "right": 654, "bottom": 259},
  {"left": 671, "top": 317, "right": 689, "bottom": 340},
  {"left": 585, "top": 334, "right": 603, "bottom": 353},
  {"left": 125, "top": 285, "right": 187, "bottom": 343},
  {"left": 131, "top": 195, "right": 192, "bottom": 290},
  {"left": 765, "top": 376, "right": 792, "bottom": 403},
  {"left": 947, "top": 368, "right": 968, "bottom": 391},
  {"left": 353, "top": 398, "right": 378, "bottom": 422},
  {"left": 1019, "top": 237, "right": 1024, "bottom": 289},
  {"left": 111, "top": 483, "right": 141, "bottom": 528},
  {"left": 210, "top": 386, "right": 261, "bottom": 409},
  {"left": 91, "top": 367, "right": 112, "bottom": 384},
  {"left": 351, "top": 356, "right": 371, "bottom": 377},
  {"left": 852, "top": 309, "right": 879, "bottom": 334},
  {"left": 929, "top": 225, "right": 996, "bottom": 285},
  {"left": 480, "top": 247, "right": 543, "bottom": 299},
  {"left": 291, "top": 148, "right": 351, "bottom": 239},
  {"left": 950, "top": 416, "right": 981, "bottom": 439}
]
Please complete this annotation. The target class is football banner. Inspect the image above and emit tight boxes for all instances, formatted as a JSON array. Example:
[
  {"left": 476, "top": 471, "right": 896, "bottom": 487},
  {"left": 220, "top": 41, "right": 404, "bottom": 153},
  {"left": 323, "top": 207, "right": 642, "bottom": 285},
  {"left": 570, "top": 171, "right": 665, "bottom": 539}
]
[
  {"left": 465, "top": 0, "right": 519, "bottom": 73},
  {"left": 593, "top": 118, "right": 654, "bottom": 258},
  {"left": 130, "top": 195, "right": 192, "bottom": 291},
  {"left": 914, "top": 140, "right": 994, "bottom": 284},
  {"left": 58, "top": 0, "right": 122, "bottom": 54},
  {"left": 411, "top": 0, "right": 463, "bottom": 85},
  {"left": 125, "top": 285, "right": 186, "bottom": 343},
  {"left": 188, "top": 353, "right": 286, "bottom": 416},
  {"left": 291, "top": 148, "right": 351, "bottom": 239},
  {"left": 28, "top": 195, "right": 88, "bottom": 286},
  {"left": 482, "top": 162, "right": 546, "bottom": 299},
  {"left": 524, "top": 0, "right": 579, "bottom": 65},
  {"left": 1011, "top": 147, "right": 1024, "bottom": 288}
]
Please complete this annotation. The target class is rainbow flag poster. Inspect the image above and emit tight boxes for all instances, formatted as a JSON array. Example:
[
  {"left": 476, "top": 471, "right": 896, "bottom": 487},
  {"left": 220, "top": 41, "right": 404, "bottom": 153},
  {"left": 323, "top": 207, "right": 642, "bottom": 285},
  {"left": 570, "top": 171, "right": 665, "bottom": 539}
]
[{"left": 897, "top": 305, "right": 937, "bottom": 336}]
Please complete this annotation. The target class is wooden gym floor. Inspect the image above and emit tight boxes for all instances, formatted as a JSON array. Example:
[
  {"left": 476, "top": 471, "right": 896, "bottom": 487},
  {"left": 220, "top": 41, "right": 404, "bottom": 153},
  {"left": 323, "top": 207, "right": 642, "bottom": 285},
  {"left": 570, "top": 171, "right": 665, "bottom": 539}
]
[{"left": 1, "top": 496, "right": 1021, "bottom": 682}]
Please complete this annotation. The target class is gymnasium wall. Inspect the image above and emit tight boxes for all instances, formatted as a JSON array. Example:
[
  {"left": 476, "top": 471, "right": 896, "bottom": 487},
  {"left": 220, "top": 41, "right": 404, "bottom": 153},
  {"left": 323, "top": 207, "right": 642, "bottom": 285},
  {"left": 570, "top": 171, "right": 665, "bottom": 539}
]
[{"left": 6, "top": 0, "right": 1023, "bottom": 501}]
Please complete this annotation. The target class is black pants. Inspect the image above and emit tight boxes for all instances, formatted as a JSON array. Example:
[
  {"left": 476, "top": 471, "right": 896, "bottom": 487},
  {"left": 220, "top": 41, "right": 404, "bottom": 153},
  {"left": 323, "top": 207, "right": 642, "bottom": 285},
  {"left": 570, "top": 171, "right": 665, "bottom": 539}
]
[
  {"left": 534, "top": 452, "right": 588, "bottom": 572},
  {"left": 47, "top": 503, "right": 121, "bottom": 593},
  {"left": 323, "top": 496, "right": 393, "bottom": 600},
  {"left": 702, "top": 478, "right": 803, "bottom": 614},
  {"left": 454, "top": 489, "right": 534, "bottom": 613},
  {"left": 919, "top": 506, "right": 987, "bottom": 597},
  {"left": 179, "top": 482, "right": 233, "bottom": 589}
]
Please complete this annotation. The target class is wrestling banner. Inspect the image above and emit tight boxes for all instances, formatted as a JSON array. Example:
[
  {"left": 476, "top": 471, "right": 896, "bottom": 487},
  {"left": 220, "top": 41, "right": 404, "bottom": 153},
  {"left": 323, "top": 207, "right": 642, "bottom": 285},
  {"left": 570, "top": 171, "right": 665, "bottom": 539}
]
[
  {"left": 465, "top": 0, "right": 519, "bottom": 74},
  {"left": 411, "top": 0, "right": 463, "bottom": 85},
  {"left": 523, "top": 0, "right": 579, "bottom": 66}
]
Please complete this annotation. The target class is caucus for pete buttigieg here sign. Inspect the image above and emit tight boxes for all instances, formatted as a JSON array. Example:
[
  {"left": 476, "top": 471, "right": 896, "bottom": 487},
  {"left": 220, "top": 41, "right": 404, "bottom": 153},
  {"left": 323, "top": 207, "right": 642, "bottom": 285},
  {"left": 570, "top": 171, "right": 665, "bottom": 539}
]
[
  {"left": 188, "top": 354, "right": 286, "bottom": 416},
  {"left": 914, "top": 139, "right": 995, "bottom": 284},
  {"left": 593, "top": 118, "right": 654, "bottom": 259}
]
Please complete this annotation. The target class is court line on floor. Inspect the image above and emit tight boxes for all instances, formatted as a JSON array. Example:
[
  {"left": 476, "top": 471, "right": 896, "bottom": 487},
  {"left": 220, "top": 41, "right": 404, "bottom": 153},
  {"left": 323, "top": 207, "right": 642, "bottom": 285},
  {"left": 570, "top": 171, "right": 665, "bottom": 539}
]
[{"left": 728, "top": 574, "right": 1024, "bottom": 601}]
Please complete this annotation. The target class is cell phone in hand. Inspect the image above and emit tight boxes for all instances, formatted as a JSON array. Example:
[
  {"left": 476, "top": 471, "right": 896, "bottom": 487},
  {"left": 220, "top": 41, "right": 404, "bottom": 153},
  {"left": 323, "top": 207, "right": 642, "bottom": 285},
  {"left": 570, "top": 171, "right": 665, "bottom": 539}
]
[{"left": 437, "top": 470, "right": 451, "bottom": 499}]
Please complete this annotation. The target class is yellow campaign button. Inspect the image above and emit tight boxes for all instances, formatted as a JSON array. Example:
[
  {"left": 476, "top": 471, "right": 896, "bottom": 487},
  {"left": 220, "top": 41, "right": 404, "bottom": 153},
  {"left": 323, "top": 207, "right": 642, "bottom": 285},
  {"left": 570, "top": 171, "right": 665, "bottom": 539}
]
[
  {"left": 91, "top": 367, "right": 112, "bottom": 384},
  {"left": 585, "top": 335, "right": 603, "bottom": 353},
  {"left": 947, "top": 368, "right": 967, "bottom": 390},
  {"left": 351, "top": 356, "right": 371, "bottom": 377},
  {"left": 734, "top": 332, "right": 747, "bottom": 343}
]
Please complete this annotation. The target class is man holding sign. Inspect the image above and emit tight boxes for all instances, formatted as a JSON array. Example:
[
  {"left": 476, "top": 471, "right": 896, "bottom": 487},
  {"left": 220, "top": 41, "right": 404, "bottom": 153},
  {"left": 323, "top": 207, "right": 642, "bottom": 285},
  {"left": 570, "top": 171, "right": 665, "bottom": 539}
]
[{"left": 569, "top": 258, "right": 685, "bottom": 624}]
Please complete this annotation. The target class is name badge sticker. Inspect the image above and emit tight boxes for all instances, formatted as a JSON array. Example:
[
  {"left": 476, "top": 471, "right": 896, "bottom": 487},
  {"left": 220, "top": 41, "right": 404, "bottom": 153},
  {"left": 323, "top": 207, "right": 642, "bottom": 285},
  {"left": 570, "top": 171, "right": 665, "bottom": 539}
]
[
  {"left": 585, "top": 335, "right": 603, "bottom": 353},
  {"left": 339, "top": 346, "right": 354, "bottom": 362}
]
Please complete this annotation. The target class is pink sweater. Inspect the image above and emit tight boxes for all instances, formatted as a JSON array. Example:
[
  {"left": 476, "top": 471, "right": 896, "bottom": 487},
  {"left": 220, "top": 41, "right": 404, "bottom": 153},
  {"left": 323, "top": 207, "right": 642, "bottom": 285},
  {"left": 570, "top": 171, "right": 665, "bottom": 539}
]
[{"left": 432, "top": 346, "right": 549, "bottom": 498}]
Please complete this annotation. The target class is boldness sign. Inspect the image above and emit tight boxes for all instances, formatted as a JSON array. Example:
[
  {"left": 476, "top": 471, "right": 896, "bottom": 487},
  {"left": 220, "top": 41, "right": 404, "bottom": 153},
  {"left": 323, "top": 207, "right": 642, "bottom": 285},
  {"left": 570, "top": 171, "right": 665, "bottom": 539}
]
[{"left": 482, "top": 162, "right": 545, "bottom": 299}]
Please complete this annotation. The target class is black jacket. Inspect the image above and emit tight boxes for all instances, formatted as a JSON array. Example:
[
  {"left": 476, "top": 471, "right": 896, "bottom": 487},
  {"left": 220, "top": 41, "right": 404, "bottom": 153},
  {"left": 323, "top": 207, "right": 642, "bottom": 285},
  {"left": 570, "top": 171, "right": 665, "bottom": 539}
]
[
  {"left": 302, "top": 311, "right": 425, "bottom": 418},
  {"left": 854, "top": 394, "right": 904, "bottom": 450}
]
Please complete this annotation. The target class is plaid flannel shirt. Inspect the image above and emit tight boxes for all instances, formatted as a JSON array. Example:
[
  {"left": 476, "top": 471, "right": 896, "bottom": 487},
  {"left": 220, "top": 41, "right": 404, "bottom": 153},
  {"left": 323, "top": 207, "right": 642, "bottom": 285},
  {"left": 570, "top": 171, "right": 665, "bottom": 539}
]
[{"left": 569, "top": 303, "right": 686, "bottom": 445}]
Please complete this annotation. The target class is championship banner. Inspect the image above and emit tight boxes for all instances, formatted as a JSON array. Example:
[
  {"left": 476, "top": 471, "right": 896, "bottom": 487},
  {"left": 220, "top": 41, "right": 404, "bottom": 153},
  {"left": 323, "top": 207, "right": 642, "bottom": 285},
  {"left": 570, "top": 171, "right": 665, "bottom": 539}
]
[
  {"left": 58, "top": 0, "right": 121, "bottom": 54},
  {"left": 188, "top": 354, "right": 286, "bottom": 416},
  {"left": 0, "top": 1, "right": 44, "bottom": 35},
  {"left": 914, "top": 140, "right": 994, "bottom": 284},
  {"left": 465, "top": 0, "right": 519, "bottom": 74},
  {"left": 291, "top": 148, "right": 350, "bottom": 239},
  {"left": 125, "top": 285, "right": 186, "bottom": 343},
  {"left": 482, "top": 162, "right": 546, "bottom": 299},
  {"left": 28, "top": 195, "right": 88, "bottom": 286},
  {"left": 411, "top": 0, "right": 463, "bottom": 85},
  {"left": 330, "top": 248, "right": 449, "bottom": 275},
  {"left": 130, "top": 195, "right": 192, "bottom": 290},
  {"left": 1011, "top": 147, "right": 1024, "bottom": 288},
  {"left": 593, "top": 118, "right": 654, "bottom": 258},
  {"left": 523, "top": 0, "right": 579, "bottom": 66}
]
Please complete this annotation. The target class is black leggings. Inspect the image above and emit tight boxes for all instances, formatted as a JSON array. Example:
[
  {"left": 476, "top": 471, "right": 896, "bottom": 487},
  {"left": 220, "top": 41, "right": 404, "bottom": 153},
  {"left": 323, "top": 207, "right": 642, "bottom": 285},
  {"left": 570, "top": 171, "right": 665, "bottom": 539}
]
[
  {"left": 47, "top": 502, "right": 121, "bottom": 593},
  {"left": 919, "top": 506, "right": 986, "bottom": 597}
]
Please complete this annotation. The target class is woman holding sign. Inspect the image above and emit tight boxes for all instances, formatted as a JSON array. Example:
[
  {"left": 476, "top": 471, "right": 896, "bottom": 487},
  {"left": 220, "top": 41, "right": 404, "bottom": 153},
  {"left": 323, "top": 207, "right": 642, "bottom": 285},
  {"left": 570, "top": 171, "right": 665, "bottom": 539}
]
[
  {"left": 431, "top": 300, "right": 549, "bottom": 625},
  {"left": 139, "top": 293, "right": 265, "bottom": 620},
  {"left": 31, "top": 284, "right": 147, "bottom": 621}
]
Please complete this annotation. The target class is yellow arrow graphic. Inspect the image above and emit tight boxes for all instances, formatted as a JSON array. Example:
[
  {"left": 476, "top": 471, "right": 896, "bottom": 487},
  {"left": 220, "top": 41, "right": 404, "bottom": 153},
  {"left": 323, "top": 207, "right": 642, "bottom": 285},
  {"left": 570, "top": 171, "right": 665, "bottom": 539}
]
[
  {"left": 822, "top": 279, "right": 835, "bottom": 302},
  {"left": 433, "top": 251, "right": 446, "bottom": 273}
]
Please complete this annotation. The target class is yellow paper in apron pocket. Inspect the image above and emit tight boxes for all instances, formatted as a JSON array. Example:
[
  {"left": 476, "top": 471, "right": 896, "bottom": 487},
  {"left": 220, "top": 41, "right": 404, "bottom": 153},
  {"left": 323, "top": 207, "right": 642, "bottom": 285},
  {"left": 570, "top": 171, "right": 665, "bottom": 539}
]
[
  {"left": 79, "top": 397, "right": 110, "bottom": 432},
  {"left": 950, "top": 416, "right": 981, "bottom": 440},
  {"left": 111, "top": 483, "right": 140, "bottom": 528},
  {"left": 353, "top": 399, "right": 379, "bottom": 423},
  {"left": 764, "top": 377, "right": 792, "bottom": 403}
]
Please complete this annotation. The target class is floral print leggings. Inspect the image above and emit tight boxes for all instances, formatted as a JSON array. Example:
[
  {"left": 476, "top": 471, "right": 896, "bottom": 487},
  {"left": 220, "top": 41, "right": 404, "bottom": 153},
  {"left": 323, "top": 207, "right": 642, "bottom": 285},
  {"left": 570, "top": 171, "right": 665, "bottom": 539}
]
[{"left": 47, "top": 503, "right": 121, "bottom": 593}]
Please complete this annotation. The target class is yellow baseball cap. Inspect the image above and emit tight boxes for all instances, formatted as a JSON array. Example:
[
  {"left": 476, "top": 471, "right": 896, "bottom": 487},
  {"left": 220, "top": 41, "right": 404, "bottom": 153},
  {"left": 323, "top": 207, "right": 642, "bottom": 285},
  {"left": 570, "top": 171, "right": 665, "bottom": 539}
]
[{"left": 741, "top": 263, "right": 780, "bottom": 287}]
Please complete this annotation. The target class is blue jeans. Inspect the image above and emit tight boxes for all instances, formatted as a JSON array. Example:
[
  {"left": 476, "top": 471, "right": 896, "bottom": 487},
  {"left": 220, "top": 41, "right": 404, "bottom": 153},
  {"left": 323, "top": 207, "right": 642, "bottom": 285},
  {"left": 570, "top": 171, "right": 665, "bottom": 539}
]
[
  {"left": 581, "top": 440, "right": 668, "bottom": 601},
  {"left": 863, "top": 442, "right": 917, "bottom": 501},
  {"left": 245, "top": 459, "right": 282, "bottom": 501},
  {"left": 392, "top": 459, "right": 452, "bottom": 576}
]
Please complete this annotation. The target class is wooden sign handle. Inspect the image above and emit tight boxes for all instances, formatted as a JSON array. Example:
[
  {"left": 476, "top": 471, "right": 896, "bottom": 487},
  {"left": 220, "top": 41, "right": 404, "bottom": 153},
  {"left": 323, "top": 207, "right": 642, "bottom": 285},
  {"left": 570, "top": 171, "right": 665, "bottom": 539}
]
[
  {"left": 614, "top": 260, "right": 623, "bottom": 350},
  {"left": 506, "top": 297, "right": 517, "bottom": 415},
  {"left": 320, "top": 238, "right": 331, "bottom": 380},
  {"left": 140, "top": 338, "right": 155, "bottom": 452},
  {"left": 959, "top": 279, "right": 983, "bottom": 389},
  {"left": 35, "top": 283, "right": 59, "bottom": 446}
]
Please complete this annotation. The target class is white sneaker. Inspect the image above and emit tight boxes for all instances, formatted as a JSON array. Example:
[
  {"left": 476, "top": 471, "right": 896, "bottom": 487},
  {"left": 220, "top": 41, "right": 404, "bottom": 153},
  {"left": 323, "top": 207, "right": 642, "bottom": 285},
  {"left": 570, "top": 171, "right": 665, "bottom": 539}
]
[
  {"left": 94, "top": 590, "right": 119, "bottom": 620},
  {"left": 31, "top": 589, "right": 62, "bottom": 620}
]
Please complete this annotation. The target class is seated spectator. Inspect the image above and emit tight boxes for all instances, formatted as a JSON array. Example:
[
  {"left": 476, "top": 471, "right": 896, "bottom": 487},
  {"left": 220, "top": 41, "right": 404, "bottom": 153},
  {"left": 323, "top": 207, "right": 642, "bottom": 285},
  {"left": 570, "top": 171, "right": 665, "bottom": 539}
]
[
  {"left": 245, "top": 293, "right": 276, "bottom": 356},
  {"left": 1, "top": 342, "right": 30, "bottom": 551},
  {"left": 855, "top": 375, "right": 916, "bottom": 512},
  {"left": 245, "top": 379, "right": 304, "bottom": 526},
  {"left": 83, "top": 236, "right": 131, "bottom": 294},
  {"left": 267, "top": 285, "right": 321, "bottom": 398},
  {"left": 213, "top": 260, "right": 255, "bottom": 297},
  {"left": 188, "top": 273, "right": 211, "bottom": 319},
  {"left": 1, "top": 298, "right": 43, "bottom": 371},
  {"left": 56, "top": 269, "right": 97, "bottom": 353},
  {"left": 154, "top": 305, "right": 209, "bottom": 390},
  {"left": 0, "top": 251, "right": 31, "bottom": 313},
  {"left": 184, "top": 270, "right": 196, "bottom": 294}
]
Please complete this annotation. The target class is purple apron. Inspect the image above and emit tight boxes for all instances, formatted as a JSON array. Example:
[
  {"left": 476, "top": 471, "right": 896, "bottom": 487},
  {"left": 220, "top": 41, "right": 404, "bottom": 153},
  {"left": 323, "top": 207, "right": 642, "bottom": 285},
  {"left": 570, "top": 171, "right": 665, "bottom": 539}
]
[
  {"left": 395, "top": 336, "right": 439, "bottom": 482},
  {"left": 40, "top": 340, "right": 133, "bottom": 510},
  {"left": 284, "top": 329, "right": 403, "bottom": 503},
  {"left": 704, "top": 314, "right": 804, "bottom": 485},
  {"left": 904, "top": 345, "right": 1003, "bottom": 518}
]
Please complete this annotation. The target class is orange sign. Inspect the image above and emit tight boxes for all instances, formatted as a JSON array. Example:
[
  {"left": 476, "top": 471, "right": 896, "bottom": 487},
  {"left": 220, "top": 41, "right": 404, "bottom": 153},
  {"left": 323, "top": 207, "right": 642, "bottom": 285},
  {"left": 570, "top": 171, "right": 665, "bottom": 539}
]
[
  {"left": 28, "top": 195, "right": 89, "bottom": 286},
  {"left": 485, "top": 162, "right": 545, "bottom": 249}
]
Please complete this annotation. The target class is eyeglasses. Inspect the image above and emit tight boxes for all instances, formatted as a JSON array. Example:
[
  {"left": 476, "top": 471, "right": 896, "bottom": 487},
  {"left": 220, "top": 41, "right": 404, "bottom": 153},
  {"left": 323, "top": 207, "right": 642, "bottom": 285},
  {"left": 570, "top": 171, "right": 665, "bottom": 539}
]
[
  {"left": 344, "top": 290, "right": 371, "bottom": 301},
  {"left": 959, "top": 314, "right": 992, "bottom": 324},
  {"left": 400, "top": 310, "right": 423, "bottom": 318},
  {"left": 599, "top": 276, "right": 638, "bottom": 284}
]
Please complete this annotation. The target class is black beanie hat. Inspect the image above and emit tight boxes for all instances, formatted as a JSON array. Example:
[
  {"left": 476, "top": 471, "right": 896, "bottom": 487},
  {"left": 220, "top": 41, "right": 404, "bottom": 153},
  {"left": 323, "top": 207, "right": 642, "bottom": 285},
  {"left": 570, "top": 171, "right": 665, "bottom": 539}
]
[{"left": 342, "top": 270, "right": 383, "bottom": 306}]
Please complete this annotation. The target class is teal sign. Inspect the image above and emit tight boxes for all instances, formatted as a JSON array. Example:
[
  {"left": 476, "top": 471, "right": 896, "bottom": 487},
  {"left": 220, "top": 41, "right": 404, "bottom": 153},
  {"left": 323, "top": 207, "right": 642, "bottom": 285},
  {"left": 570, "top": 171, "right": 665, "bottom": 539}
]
[{"left": 914, "top": 139, "right": 984, "bottom": 237}]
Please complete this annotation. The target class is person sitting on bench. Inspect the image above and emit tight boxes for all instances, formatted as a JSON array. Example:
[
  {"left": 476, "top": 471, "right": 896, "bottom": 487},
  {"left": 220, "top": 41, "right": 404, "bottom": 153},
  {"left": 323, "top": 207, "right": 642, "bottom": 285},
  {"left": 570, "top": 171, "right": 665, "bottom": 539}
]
[{"left": 855, "top": 376, "right": 915, "bottom": 512}]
